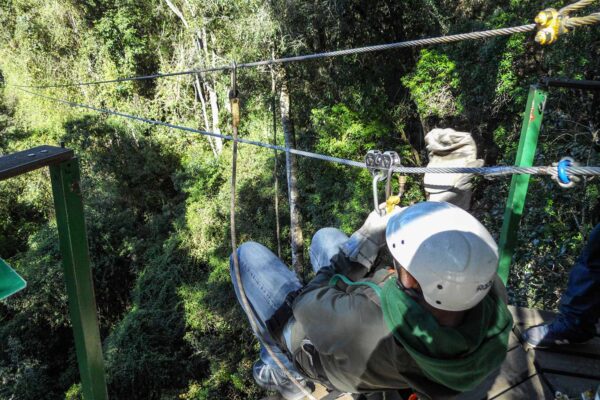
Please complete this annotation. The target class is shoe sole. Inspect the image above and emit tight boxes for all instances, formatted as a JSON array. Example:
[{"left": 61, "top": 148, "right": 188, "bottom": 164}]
[
  {"left": 524, "top": 336, "right": 571, "bottom": 349},
  {"left": 253, "top": 372, "right": 308, "bottom": 400}
]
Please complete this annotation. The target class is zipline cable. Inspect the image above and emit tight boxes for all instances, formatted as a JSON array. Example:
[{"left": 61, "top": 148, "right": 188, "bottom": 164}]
[
  {"left": 559, "top": 0, "right": 600, "bottom": 30},
  {"left": 11, "top": 69, "right": 208, "bottom": 89},
  {"left": 559, "top": 0, "right": 596, "bottom": 14},
  {"left": 237, "top": 24, "right": 536, "bottom": 67},
  {"left": 565, "top": 12, "right": 600, "bottom": 28},
  {"left": 15, "top": 87, "right": 365, "bottom": 167},
  {"left": 11, "top": 24, "right": 536, "bottom": 89},
  {"left": 15, "top": 87, "right": 600, "bottom": 178},
  {"left": 13, "top": 0, "right": 600, "bottom": 89}
]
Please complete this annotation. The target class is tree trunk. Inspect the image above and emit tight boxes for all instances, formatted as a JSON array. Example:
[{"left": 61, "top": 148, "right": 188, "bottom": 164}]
[
  {"left": 164, "top": 0, "right": 189, "bottom": 28},
  {"left": 271, "top": 67, "right": 282, "bottom": 258},
  {"left": 204, "top": 84, "right": 221, "bottom": 154},
  {"left": 204, "top": 29, "right": 223, "bottom": 154},
  {"left": 280, "top": 79, "right": 304, "bottom": 273},
  {"left": 194, "top": 74, "right": 218, "bottom": 157},
  {"left": 163, "top": 0, "right": 223, "bottom": 154},
  {"left": 400, "top": 129, "right": 421, "bottom": 165}
]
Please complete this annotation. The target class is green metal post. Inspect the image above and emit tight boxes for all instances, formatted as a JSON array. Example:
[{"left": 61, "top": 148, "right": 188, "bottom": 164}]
[
  {"left": 497, "top": 85, "right": 548, "bottom": 284},
  {"left": 50, "top": 158, "right": 108, "bottom": 400}
]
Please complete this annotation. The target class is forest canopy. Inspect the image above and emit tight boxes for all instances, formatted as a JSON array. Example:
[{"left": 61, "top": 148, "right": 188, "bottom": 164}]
[{"left": 0, "top": 0, "right": 599, "bottom": 398}]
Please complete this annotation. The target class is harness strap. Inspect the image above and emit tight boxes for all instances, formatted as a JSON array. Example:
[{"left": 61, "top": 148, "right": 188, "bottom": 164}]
[
  {"left": 329, "top": 274, "right": 383, "bottom": 296},
  {"left": 266, "top": 288, "right": 302, "bottom": 347}
]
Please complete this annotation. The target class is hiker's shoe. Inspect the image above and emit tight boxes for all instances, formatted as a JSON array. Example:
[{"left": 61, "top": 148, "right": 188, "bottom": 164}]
[
  {"left": 253, "top": 360, "right": 308, "bottom": 400},
  {"left": 522, "top": 318, "right": 592, "bottom": 349}
]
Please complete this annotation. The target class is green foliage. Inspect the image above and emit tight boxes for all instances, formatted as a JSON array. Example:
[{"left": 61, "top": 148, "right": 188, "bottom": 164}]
[
  {"left": 176, "top": 266, "right": 261, "bottom": 399},
  {"left": 311, "top": 104, "right": 388, "bottom": 159},
  {"left": 495, "top": 36, "right": 527, "bottom": 104},
  {"left": 305, "top": 104, "right": 386, "bottom": 233},
  {"left": 0, "top": 179, "right": 46, "bottom": 257},
  {"left": 93, "top": 0, "right": 159, "bottom": 78},
  {"left": 64, "top": 383, "right": 82, "bottom": 400},
  {"left": 0, "top": 1, "right": 599, "bottom": 399},
  {"left": 402, "top": 49, "right": 463, "bottom": 119},
  {"left": 103, "top": 237, "right": 191, "bottom": 400},
  {"left": 0, "top": 224, "right": 75, "bottom": 400}
]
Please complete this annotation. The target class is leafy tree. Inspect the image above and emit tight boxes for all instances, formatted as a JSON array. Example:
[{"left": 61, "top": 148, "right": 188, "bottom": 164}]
[{"left": 0, "top": 0, "right": 598, "bottom": 398}]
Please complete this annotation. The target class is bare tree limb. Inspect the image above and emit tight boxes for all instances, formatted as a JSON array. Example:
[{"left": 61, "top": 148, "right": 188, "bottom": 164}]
[
  {"left": 280, "top": 78, "right": 304, "bottom": 273},
  {"left": 163, "top": 0, "right": 189, "bottom": 29},
  {"left": 163, "top": 0, "right": 223, "bottom": 154}
]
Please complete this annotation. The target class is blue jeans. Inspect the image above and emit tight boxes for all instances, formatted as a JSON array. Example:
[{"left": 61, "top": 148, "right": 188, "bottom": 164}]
[
  {"left": 230, "top": 228, "right": 349, "bottom": 371},
  {"left": 557, "top": 223, "right": 600, "bottom": 340}
]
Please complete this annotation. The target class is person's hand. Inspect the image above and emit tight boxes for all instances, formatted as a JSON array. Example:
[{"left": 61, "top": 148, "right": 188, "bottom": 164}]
[
  {"left": 341, "top": 204, "right": 403, "bottom": 270},
  {"left": 358, "top": 204, "right": 403, "bottom": 248}
]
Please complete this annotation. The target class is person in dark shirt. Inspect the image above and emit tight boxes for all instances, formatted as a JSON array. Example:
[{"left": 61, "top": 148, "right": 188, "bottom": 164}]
[{"left": 522, "top": 223, "right": 600, "bottom": 347}]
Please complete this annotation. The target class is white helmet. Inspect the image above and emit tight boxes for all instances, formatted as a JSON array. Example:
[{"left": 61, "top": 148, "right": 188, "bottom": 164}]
[{"left": 385, "top": 202, "right": 498, "bottom": 312}]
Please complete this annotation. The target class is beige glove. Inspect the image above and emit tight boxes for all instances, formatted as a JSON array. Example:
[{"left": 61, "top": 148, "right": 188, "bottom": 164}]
[
  {"left": 341, "top": 204, "right": 403, "bottom": 269},
  {"left": 424, "top": 128, "right": 483, "bottom": 210}
]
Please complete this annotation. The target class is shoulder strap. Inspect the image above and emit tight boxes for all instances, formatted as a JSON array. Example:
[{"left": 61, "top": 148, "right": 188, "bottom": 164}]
[{"left": 329, "top": 274, "right": 383, "bottom": 297}]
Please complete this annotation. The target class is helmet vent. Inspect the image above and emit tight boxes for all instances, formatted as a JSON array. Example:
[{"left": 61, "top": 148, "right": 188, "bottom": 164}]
[
  {"left": 436, "top": 300, "right": 442, "bottom": 305},
  {"left": 401, "top": 240, "right": 405, "bottom": 244},
  {"left": 392, "top": 243, "right": 396, "bottom": 248},
  {"left": 437, "top": 284, "right": 443, "bottom": 290}
]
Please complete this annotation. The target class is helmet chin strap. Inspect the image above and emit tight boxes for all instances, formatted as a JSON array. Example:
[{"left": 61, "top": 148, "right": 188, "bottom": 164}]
[{"left": 392, "top": 258, "right": 425, "bottom": 301}]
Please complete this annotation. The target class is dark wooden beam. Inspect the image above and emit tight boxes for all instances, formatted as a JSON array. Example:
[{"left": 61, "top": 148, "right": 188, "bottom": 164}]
[{"left": 0, "top": 145, "right": 74, "bottom": 181}]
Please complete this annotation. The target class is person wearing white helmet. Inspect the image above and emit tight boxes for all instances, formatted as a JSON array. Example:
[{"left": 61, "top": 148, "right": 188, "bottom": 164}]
[
  {"left": 232, "top": 129, "right": 512, "bottom": 399},
  {"left": 248, "top": 201, "right": 513, "bottom": 399},
  {"left": 385, "top": 201, "right": 500, "bottom": 313}
]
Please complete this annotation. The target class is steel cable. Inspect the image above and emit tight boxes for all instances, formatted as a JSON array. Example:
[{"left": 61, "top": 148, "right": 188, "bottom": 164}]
[
  {"left": 10, "top": 69, "right": 207, "bottom": 89},
  {"left": 560, "top": 0, "right": 597, "bottom": 14},
  {"left": 565, "top": 12, "right": 600, "bottom": 28},
  {"left": 16, "top": 87, "right": 600, "bottom": 179},
  {"left": 11, "top": 24, "right": 535, "bottom": 89},
  {"left": 13, "top": 87, "right": 600, "bottom": 176},
  {"left": 14, "top": 88, "right": 366, "bottom": 167}
]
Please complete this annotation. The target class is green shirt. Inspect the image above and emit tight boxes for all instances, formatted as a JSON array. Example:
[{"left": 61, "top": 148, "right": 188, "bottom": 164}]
[{"left": 290, "top": 253, "right": 512, "bottom": 398}]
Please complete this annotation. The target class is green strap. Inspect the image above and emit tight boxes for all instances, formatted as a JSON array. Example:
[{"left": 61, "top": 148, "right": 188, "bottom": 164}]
[{"left": 329, "top": 274, "right": 382, "bottom": 296}]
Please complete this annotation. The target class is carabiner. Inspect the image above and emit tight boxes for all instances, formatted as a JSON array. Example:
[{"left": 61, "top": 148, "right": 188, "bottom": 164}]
[
  {"left": 366, "top": 150, "right": 386, "bottom": 215},
  {"left": 365, "top": 150, "right": 402, "bottom": 216},
  {"left": 383, "top": 151, "right": 401, "bottom": 199},
  {"left": 372, "top": 173, "right": 386, "bottom": 216}
]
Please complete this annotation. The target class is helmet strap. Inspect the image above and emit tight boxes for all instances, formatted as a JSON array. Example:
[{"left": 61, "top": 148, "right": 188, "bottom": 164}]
[
  {"left": 396, "top": 280, "right": 425, "bottom": 302},
  {"left": 392, "top": 258, "right": 425, "bottom": 302}
]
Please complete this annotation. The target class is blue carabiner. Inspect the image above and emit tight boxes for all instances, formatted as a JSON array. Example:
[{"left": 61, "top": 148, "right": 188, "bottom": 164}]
[{"left": 557, "top": 158, "right": 572, "bottom": 185}]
